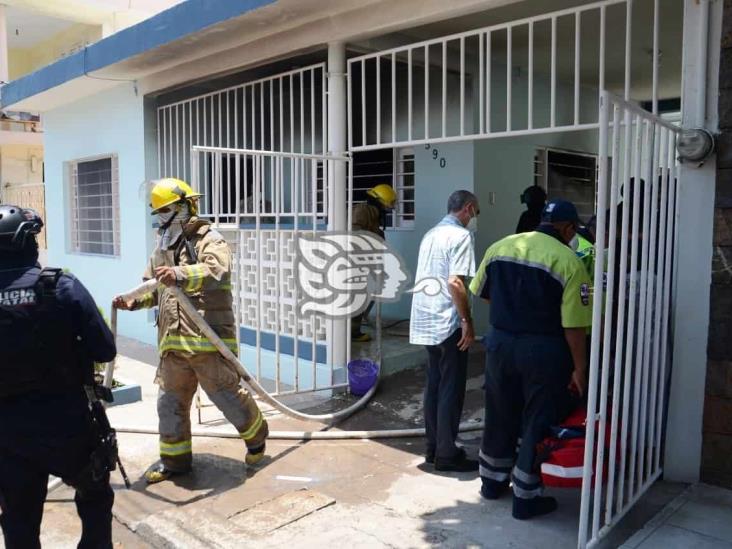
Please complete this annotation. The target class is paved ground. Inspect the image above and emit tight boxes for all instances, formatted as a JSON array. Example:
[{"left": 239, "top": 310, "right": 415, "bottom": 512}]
[
  {"left": 620, "top": 484, "right": 732, "bottom": 548},
  {"left": 24, "top": 337, "right": 693, "bottom": 548}
]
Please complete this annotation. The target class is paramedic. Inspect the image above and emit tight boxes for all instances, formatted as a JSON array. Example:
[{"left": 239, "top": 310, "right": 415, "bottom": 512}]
[{"left": 470, "top": 199, "right": 592, "bottom": 519}]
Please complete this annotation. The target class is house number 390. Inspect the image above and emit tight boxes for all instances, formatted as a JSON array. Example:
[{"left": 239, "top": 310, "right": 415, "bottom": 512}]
[{"left": 425, "top": 144, "right": 447, "bottom": 168}]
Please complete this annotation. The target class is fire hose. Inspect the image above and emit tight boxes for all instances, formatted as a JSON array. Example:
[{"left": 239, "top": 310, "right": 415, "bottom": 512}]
[
  {"left": 48, "top": 280, "right": 482, "bottom": 493},
  {"left": 107, "top": 279, "right": 484, "bottom": 439}
]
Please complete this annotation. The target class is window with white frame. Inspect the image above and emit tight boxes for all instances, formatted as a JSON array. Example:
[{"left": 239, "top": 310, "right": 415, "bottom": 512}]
[
  {"left": 352, "top": 147, "right": 415, "bottom": 230},
  {"left": 69, "top": 155, "right": 120, "bottom": 256},
  {"left": 534, "top": 148, "right": 598, "bottom": 222}
]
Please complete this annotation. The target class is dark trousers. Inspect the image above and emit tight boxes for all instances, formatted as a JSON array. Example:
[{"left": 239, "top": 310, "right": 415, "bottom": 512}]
[
  {"left": 424, "top": 329, "right": 469, "bottom": 460},
  {"left": 479, "top": 329, "right": 572, "bottom": 499},
  {"left": 0, "top": 431, "right": 114, "bottom": 548}
]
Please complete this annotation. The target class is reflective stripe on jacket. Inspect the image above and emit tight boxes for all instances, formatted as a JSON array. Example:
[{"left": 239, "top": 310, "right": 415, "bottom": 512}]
[{"left": 131, "top": 217, "right": 237, "bottom": 356}]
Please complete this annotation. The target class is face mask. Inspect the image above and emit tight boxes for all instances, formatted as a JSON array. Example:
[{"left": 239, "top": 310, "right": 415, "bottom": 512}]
[
  {"left": 158, "top": 204, "right": 192, "bottom": 249},
  {"left": 157, "top": 209, "right": 177, "bottom": 228},
  {"left": 466, "top": 215, "right": 478, "bottom": 233},
  {"left": 568, "top": 234, "right": 579, "bottom": 252}
]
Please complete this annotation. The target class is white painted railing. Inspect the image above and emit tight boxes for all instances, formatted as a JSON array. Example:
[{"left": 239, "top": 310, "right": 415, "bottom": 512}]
[
  {"left": 190, "top": 145, "right": 353, "bottom": 397},
  {"left": 348, "top": 0, "right": 671, "bottom": 151}
]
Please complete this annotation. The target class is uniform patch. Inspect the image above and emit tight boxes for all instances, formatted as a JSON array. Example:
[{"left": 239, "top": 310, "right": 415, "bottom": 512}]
[
  {"left": 0, "top": 287, "right": 37, "bottom": 307},
  {"left": 580, "top": 283, "right": 590, "bottom": 306}
]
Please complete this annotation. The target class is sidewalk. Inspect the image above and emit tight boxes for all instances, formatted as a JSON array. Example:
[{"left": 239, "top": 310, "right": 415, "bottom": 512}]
[
  {"left": 620, "top": 484, "right": 732, "bottom": 548},
  {"left": 100, "top": 346, "right": 684, "bottom": 548},
  {"left": 20, "top": 343, "right": 706, "bottom": 548}
]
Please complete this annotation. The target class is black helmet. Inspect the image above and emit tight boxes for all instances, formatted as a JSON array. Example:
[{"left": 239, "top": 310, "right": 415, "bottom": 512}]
[{"left": 0, "top": 204, "right": 43, "bottom": 252}]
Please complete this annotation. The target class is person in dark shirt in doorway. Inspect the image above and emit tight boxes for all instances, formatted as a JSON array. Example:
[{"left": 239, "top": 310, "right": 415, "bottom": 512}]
[{"left": 516, "top": 185, "right": 547, "bottom": 233}]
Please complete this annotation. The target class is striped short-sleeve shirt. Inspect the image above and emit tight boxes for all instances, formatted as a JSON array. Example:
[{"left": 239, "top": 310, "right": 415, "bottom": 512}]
[{"left": 409, "top": 215, "right": 476, "bottom": 346}]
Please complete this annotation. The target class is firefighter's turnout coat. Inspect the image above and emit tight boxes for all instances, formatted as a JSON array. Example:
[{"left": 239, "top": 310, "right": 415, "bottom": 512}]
[{"left": 131, "top": 217, "right": 267, "bottom": 471}]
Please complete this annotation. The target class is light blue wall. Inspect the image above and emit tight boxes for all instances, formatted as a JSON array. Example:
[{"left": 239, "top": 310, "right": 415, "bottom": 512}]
[
  {"left": 44, "top": 82, "right": 157, "bottom": 345},
  {"left": 384, "top": 141, "right": 475, "bottom": 319}
]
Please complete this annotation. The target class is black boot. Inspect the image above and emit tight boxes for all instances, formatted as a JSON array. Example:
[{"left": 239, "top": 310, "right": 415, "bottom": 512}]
[
  {"left": 434, "top": 448, "right": 478, "bottom": 472},
  {"left": 512, "top": 495, "right": 558, "bottom": 520},
  {"left": 480, "top": 479, "right": 510, "bottom": 500}
]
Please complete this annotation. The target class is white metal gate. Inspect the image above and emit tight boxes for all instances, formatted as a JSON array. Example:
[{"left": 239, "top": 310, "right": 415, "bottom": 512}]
[
  {"left": 190, "top": 145, "right": 354, "bottom": 396},
  {"left": 578, "top": 91, "right": 680, "bottom": 548}
]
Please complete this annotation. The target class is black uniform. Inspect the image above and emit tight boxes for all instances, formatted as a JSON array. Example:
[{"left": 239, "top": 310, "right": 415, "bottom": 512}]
[{"left": 0, "top": 259, "right": 117, "bottom": 548}]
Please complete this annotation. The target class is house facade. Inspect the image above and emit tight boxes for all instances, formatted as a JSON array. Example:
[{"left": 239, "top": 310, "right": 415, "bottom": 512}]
[{"left": 0, "top": 1, "right": 723, "bottom": 546}]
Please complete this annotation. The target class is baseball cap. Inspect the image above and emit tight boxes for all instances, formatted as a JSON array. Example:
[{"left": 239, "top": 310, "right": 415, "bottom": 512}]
[{"left": 541, "top": 199, "right": 580, "bottom": 223}]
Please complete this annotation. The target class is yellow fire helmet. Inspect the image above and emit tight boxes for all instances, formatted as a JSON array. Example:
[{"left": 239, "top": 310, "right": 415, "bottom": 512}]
[
  {"left": 149, "top": 178, "right": 203, "bottom": 214},
  {"left": 367, "top": 183, "right": 398, "bottom": 210}
]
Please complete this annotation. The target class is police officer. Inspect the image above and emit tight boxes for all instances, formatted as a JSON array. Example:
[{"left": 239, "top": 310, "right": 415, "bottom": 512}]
[
  {"left": 0, "top": 204, "right": 117, "bottom": 547},
  {"left": 470, "top": 199, "right": 592, "bottom": 520}
]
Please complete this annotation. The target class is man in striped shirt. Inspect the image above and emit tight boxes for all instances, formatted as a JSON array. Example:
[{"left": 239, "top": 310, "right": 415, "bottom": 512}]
[{"left": 410, "top": 190, "right": 479, "bottom": 473}]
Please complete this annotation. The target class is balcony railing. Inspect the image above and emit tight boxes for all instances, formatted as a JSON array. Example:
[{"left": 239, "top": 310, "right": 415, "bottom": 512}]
[{"left": 0, "top": 111, "right": 42, "bottom": 133}]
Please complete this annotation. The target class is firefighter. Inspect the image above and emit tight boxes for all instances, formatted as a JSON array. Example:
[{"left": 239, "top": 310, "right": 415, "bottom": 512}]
[
  {"left": 351, "top": 183, "right": 397, "bottom": 342},
  {"left": 0, "top": 205, "right": 116, "bottom": 547},
  {"left": 470, "top": 199, "right": 592, "bottom": 520},
  {"left": 113, "top": 178, "right": 268, "bottom": 484}
]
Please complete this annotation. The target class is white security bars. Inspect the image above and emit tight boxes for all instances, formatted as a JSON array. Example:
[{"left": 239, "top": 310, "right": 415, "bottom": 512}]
[
  {"left": 578, "top": 91, "right": 680, "bottom": 549},
  {"left": 348, "top": 0, "right": 675, "bottom": 151},
  {"left": 157, "top": 64, "right": 327, "bottom": 183},
  {"left": 191, "top": 145, "right": 352, "bottom": 397}
]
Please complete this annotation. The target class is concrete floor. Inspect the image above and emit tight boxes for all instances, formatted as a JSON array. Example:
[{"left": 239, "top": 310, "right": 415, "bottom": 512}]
[
  {"left": 620, "top": 484, "right": 732, "bottom": 548},
  {"left": 21, "top": 337, "right": 691, "bottom": 548}
]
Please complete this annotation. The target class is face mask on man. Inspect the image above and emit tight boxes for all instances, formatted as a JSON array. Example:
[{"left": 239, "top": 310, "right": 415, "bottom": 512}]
[
  {"left": 568, "top": 234, "right": 579, "bottom": 252},
  {"left": 158, "top": 203, "right": 192, "bottom": 249},
  {"left": 466, "top": 215, "right": 478, "bottom": 233},
  {"left": 157, "top": 209, "right": 178, "bottom": 228}
]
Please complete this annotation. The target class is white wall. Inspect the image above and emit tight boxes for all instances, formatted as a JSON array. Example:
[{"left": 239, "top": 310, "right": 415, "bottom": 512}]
[{"left": 44, "top": 82, "right": 157, "bottom": 345}]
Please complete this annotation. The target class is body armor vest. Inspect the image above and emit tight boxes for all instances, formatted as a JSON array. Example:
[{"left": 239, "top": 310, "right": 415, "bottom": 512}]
[{"left": 0, "top": 268, "right": 80, "bottom": 398}]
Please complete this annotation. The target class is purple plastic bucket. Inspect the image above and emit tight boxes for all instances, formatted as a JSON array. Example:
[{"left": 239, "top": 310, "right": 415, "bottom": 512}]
[{"left": 347, "top": 359, "right": 379, "bottom": 396}]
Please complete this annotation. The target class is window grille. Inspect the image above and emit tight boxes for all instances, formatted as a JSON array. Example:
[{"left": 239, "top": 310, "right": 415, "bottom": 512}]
[
  {"left": 535, "top": 148, "right": 598, "bottom": 221},
  {"left": 69, "top": 155, "right": 120, "bottom": 256}
]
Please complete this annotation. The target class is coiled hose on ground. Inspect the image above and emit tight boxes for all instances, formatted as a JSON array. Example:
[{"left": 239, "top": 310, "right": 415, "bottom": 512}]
[{"left": 108, "top": 279, "right": 485, "bottom": 440}]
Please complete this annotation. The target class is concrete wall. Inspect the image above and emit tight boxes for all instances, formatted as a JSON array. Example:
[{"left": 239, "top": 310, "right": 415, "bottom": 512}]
[
  {"left": 9, "top": 23, "right": 103, "bottom": 81},
  {"left": 43, "top": 82, "right": 156, "bottom": 344},
  {"left": 703, "top": 1, "right": 732, "bottom": 488},
  {"left": 384, "top": 141, "right": 475, "bottom": 319},
  {"left": 1, "top": 144, "right": 44, "bottom": 185}
]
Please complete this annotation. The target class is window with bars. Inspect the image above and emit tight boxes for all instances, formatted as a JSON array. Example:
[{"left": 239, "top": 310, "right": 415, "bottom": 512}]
[
  {"left": 534, "top": 148, "right": 598, "bottom": 222},
  {"left": 69, "top": 156, "right": 120, "bottom": 256},
  {"left": 352, "top": 147, "right": 415, "bottom": 230}
]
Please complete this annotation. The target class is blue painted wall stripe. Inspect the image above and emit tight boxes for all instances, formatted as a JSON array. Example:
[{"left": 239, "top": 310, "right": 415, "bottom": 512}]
[
  {"left": 1, "top": 0, "right": 276, "bottom": 108},
  {"left": 239, "top": 327, "right": 328, "bottom": 363}
]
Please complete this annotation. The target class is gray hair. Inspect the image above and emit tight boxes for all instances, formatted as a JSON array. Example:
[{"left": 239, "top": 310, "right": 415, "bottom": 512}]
[{"left": 447, "top": 190, "right": 478, "bottom": 213}]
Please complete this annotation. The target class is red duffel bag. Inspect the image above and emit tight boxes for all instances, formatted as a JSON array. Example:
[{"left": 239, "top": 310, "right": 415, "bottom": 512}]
[{"left": 537, "top": 406, "right": 614, "bottom": 488}]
